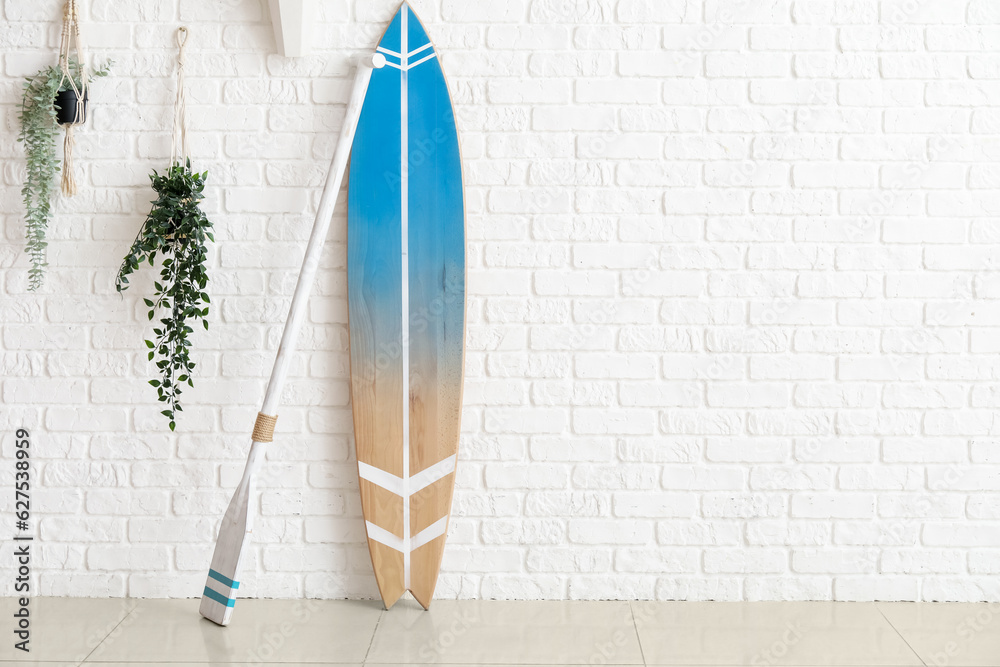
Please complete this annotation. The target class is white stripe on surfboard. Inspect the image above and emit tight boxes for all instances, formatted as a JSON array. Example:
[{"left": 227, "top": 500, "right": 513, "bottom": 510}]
[
  {"left": 366, "top": 516, "right": 449, "bottom": 553},
  {"left": 409, "top": 52, "right": 437, "bottom": 70},
  {"left": 366, "top": 521, "right": 403, "bottom": 552},
  {"left": 377, "top": 42, "right": 431, "bottom": 60},
  {"left": 408, "top": 42, "right": 432, "bottom": 58},
  {"left": 376, "top": 43, "right": 435, "bottom": 71},
  {"left": 358, "top": 455, "right": 457, "bottom": 497},
  {"left": 382, "top": 55, "right": 435, "bottom": 72},
  {"left": 400, "top": 4, "right": 411, "bottom": 592}
]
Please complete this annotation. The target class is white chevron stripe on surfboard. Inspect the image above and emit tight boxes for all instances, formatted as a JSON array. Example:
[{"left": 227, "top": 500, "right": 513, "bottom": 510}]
[
  {"left": 365, "top": 516, "right": 449, "bottom": 553},
  {"left": 358, "top": 454, "right": 457, "bottom": 497},
  {"left": 375, "top": 42, "right": 436, "bottom": 71}
]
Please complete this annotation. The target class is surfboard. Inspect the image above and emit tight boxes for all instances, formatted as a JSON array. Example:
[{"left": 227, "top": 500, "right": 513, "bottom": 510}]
[{"left": 346, "top": 3, "right": 465, "bottom": 610}]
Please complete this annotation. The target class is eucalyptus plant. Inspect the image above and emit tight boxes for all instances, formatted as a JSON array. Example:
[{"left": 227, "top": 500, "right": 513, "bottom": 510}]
[
  {"left": 115, "top": 160, "right": 214, "bottom": 431},
  {"left": 17, "top": 58, "right": 109, "bottom": 291}
]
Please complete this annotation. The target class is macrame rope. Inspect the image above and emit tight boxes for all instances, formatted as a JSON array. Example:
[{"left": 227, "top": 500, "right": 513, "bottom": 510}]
[
  {"left": 58, "top": 0, "right": 88, "bottom": 196},
  {"left": 252, "top": 413, "right": 278, "bottom": 443},
  {"left": 170, "top": 26, "right": 189, "bottom": 165}
]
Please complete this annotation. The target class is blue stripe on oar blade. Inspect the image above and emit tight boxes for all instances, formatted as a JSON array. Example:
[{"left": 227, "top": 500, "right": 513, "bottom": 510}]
[
  {"left": 203, "top": 587, "right": 236, "bottom": 607},
  {"left": 208, "top": 569, "right": 240, "bottom": 589}
]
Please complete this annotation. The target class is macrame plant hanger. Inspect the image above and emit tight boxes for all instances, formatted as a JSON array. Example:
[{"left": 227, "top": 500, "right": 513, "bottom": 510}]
[
  {"left": 170, "top": 27, "right": 189, "bottom": 166},
  {"left": 57, "top": 0, "right": 88, "bottom": 196}
]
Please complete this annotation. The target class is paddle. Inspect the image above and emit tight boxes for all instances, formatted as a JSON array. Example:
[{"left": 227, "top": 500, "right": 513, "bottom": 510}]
[{"left": 199, "top": 52, "right": 386, "bottom": 626}]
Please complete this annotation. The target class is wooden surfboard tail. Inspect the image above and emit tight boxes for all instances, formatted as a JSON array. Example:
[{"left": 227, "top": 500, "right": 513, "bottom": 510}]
[
  {"left": 366, "top": 534, "right": 449, "bottom": 609},
  {"left": 358, "top": 453, "right": 458, "bottom": 608}
]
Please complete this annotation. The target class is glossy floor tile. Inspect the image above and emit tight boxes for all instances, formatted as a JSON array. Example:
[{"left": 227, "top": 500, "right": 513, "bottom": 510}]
[
  {"left": 878, "top": 602, "right": 1000, "bottom": 667},
  {"left": 632, "top": 601, "right": 924, "bottom": 666},
  {"left": 366, "top": 599, "right": 644, "bottom": 664},
  {"left": 2, "top": 598, "right": 998, "bottom": 665},
  {"left": 0, "top": 597, "right": 136, "bottom": 664},
  {"left": 83, "top": 598, "right": 382, "bottom": 664}
]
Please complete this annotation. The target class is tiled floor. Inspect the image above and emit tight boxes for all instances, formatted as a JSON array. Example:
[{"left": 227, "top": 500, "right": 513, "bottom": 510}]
[{"left": 0, "top": 597, "right": 998, "bottom": 665}]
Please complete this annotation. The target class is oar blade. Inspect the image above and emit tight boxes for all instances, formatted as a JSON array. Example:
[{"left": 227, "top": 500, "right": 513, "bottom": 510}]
[{"left": 199, "top": 472, "right": 254, "bottom": 625}]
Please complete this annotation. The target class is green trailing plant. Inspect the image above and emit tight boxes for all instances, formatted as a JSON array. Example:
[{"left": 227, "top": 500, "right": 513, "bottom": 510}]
[
  {"left": 17, "top": 58, "right": 109, "bottom": 291},
  {"left": 115, "top": 160, "right": 214, "bottom": 431}
]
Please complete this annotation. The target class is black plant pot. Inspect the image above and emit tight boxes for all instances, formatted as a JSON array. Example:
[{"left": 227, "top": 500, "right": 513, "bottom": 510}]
[{"left": 55, "top": 88, "right": 88, "bottom": 126}]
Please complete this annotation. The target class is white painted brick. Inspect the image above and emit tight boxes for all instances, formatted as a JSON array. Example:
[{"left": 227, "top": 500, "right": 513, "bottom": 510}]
[
  {"left": 878, "top": 494, "right": 965, "bottom": 518},
  {"left": 442, "top": 0, "right": 525, "bottom": 22},
  {"left": 840, "top": 26, "right": 922, "bottom": 51},
  {"left": 791, "top": 494, "right": 875, "bottom": 518},
  {"left": 575, "top": 79, "right": 660, "bottom": 105},
  {"left": 794, "top": 54, "right": 878, "bottom": 79},
  {"left": 702, "top": 494, "right": 787, "bottom": 518},
  {"left": 706, "top": 438, "right": 791, "bottom": 463},
  {"left": 705, "top": 53, "right": 790, "bottom": 78},
  {"left": 793, "top": 0, "right": 877, "bottom": 23},
  {"left": 568, "top": 519, "right": 652, "bottom": 545},
  {"left": 881, "top": 0, "right": 967, "bottom": 24},
  {"left": 487, "top": 80, "right": 570, "bottom": 104},
  {"left": 619, "top": 52, "right": 700, "bottom": 78},
  {"left": 617, "top": 0, "right": 686, "bottom": 23},
  {"left": 528, "top": 52, "right": 614, "bottom": 77},
  {"left": 834, "top": 577, "right": 917, "bottom": 602},
  {"left": 751, "top": 26, "right": 834, "bottom": 51},
  {"left": 573, "top": 409, "right": 656, "bottom": 435},
  {"left": 705, "top": 549, "right": 787, "bottom": 574},
  {"left": 707, "top": 383, "right": 789, "bottom": 408},
  {"left": 792, "top": 548, "right": 877, "bottom": 574},
  {"left": 489, "top": 25, "right": 569, "bottom": 50},
  {"left": 792, "top": 163, "right": 877, "bottom": 188},
  {"left": 838, "top": 81, "right": 923, "bottom": 107},
  {"left": 924, "top": 525, "right": 1000, "bottom": 547}
]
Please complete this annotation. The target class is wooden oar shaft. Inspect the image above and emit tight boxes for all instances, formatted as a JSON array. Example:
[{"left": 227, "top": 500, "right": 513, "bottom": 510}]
[{"left": 260, "top": 53, "right": 384, "bottom": 418}]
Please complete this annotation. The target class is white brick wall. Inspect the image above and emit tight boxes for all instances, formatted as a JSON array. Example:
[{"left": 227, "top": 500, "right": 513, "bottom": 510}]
[{"left": 2, "top": 0, "right": 1000, "bottom": 603}]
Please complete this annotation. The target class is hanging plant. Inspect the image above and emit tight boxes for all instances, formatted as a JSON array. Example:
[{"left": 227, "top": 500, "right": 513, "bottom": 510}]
[
  {"left": 18, "top": 58, "right": 109, "bottom": 291},
  {"left": 115, "top": 160, "right": 214, "bottom": 431},
  {"left": 115, "top": 27, "right": 212, "bottom": 432}
]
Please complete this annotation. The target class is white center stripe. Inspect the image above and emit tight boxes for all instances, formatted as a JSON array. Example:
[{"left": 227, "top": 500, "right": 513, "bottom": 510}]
[{"left": 400, "top": 4, "right": 411, "bottom": 592}]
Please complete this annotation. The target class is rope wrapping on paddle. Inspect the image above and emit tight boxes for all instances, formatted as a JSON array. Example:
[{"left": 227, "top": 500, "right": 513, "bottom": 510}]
[{"left": 252, "top": 413, "right": 278, "bottom": 443}]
